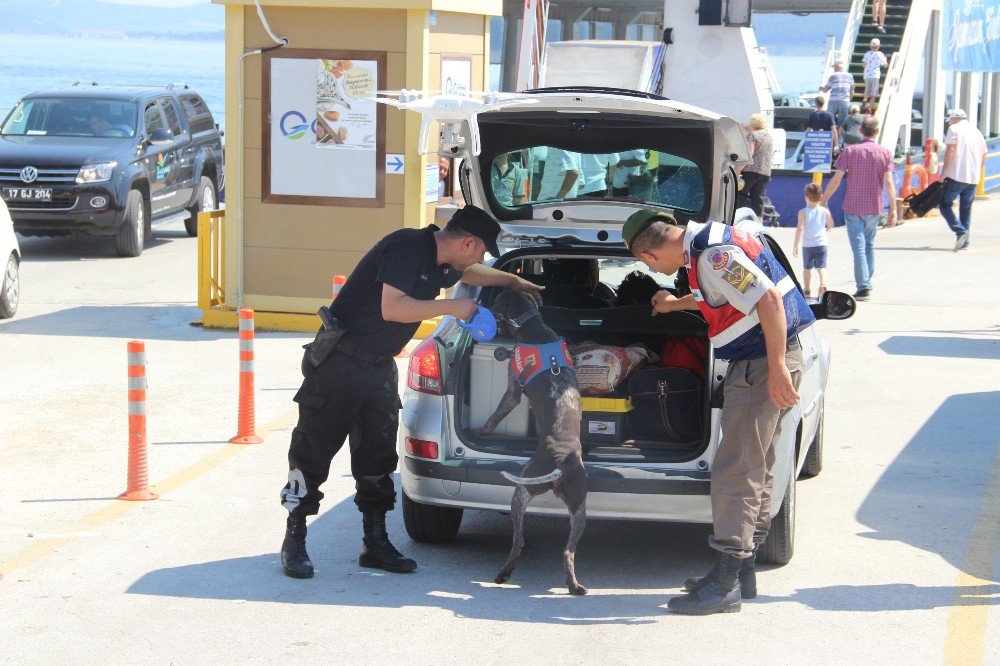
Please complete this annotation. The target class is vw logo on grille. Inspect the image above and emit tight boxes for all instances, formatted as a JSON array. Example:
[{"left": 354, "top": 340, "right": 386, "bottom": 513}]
[{"left": 20, "top": 166, "right": 38, "bottom": 184}]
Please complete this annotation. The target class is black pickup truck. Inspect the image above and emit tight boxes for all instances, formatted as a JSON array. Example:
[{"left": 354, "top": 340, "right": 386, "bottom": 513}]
[{"left": 0, "top": 84, "right": 224, "bottom": 256}]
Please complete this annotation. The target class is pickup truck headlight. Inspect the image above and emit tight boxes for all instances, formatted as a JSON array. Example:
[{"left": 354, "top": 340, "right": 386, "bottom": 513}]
[{"left": 75, "top": 162, "right": 117, "bottom": 184}]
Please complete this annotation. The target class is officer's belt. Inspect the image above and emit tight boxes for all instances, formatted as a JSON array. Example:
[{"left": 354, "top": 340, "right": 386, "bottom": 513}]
[{"left": 335, "top": 339, "right": 396, "bottom": 364}]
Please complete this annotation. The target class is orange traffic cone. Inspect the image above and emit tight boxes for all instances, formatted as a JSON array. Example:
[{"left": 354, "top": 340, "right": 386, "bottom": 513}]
[
  {"left": 332, "top": 274, "right": 346, "bottom": 300},
  {"left": 230, "top": 308, "right": 263, "bottom": 444},
  {"left": 119, "top": 340, "right": 158, "bottom": 501}
]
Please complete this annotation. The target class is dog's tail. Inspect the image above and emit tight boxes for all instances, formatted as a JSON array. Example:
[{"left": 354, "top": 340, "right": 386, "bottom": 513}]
[{"left": 501, "top": 468, "right": 563, "bottom": 485}]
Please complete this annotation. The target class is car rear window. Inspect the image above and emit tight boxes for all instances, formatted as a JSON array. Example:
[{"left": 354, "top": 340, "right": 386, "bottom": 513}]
[
  {"left": 1, "top": 98, "right": 138, "bottom": 138},
  {"left": 178, "top": 94, "right": 215, "bottom": 134},
  {"left": 487, "top": 147, "right": 705, "bottom": 213}
]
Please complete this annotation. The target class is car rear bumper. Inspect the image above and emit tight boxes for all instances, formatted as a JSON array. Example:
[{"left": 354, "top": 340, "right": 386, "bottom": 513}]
[{"left": 401, "top": 456, "right": 713, "bottom": 522}]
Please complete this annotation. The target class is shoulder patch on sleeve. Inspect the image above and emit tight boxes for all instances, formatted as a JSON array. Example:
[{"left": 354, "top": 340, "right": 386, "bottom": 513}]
[{"left": 719, "top": 254, "right": 758, "bottom": 294}]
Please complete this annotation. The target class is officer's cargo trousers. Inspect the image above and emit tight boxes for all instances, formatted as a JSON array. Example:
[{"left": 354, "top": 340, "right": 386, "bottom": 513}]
[
  {"left": 709, "top": 344, "right": 804, "bottom": 557},
  {"left": 280, "top": 350, "right": 400, "bottom": 517}
]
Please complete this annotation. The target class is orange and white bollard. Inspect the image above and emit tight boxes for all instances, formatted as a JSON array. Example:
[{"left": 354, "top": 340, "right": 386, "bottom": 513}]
[
  {"left": 119, "top": 340, "right": 157, "bottom": 501},
  {"left": 230, "top": 308, "right": 263, "bottom": 444},
  {"left": 332, "top": 274, "right": 346, "bottom": 300}
]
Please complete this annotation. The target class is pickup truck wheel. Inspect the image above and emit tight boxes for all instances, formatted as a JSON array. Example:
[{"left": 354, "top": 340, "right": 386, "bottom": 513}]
[
  {"left": 403, "top": 492, "right": 463, "bottom": 543},
  {"left": 115, "top": 190, "right": 145, "bottom": 258},
  {"left": 759, "top": 463, "right": 795, "bottom": 565},
  {"left": 185, "top": 176, "right": 216, "bottom": 237},
  {"left": 800, "top": 407, "right": 824, "bottom": 479},
  {"left": 0, "top": 252, "right": 19, "bottom": 319}
]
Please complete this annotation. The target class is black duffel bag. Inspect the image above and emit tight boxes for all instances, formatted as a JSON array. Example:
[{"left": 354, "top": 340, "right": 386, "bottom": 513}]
[
  {"left": 628, "top": 367, "right": 704, "bottom": 442},
  {"left": 903, "top": 179, "right": 944, "bottom": 217}
]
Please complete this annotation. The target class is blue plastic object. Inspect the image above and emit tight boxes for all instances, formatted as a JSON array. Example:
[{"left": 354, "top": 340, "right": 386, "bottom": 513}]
[{"left": 457, "top": 306, "right": 497, "bottom": 342}]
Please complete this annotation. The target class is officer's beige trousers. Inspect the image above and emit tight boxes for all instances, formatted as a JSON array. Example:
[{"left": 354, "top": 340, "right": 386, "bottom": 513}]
[{"left": 709, "top": 345, "right": 804, "bottom": 557}]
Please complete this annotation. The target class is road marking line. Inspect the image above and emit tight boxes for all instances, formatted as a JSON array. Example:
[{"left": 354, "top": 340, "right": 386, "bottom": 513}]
[
  {"left": 0, "top": 406, "right": 298, "bottom": 579},
  {"left": 944, "top": 443, "right": 1000, "bottom": 666}
]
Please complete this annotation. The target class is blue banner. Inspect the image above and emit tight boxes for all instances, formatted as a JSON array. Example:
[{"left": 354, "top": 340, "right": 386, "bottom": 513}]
[
  {"left": 944, "top": 0, "right": 1000, "bottom": 71},
  {"left": 802, "top": 131, "right": 833, "bottom": 174}
]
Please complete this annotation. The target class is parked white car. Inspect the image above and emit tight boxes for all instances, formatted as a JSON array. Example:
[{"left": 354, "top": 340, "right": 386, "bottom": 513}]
[
  {"left": 0, "top": 198, "right": 20, "bottom": 318},
  {"left": 397, "top": 88, "right": 855, "bottom": 564}
]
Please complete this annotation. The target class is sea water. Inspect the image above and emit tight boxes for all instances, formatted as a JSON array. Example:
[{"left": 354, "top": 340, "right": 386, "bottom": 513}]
[{"left": 0, "top": 33, "right": 225, "bottom": 130}]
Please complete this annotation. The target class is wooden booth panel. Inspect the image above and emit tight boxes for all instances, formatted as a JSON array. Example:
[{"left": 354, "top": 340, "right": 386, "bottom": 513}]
[
  {"left": 243, "top": 7, "right": 407, "bottom": 53},
  {"left": 243, "top": 199, "right": 407, "bottom": 251},
  {"left": 244, "top": 246, "right": 371, "bottom": 299},
  {"left": 430, "top": 11, "right": 487, "bottom": 55}
]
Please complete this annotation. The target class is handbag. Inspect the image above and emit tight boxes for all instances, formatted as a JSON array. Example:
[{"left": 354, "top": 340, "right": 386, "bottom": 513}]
[
  {"left": 903, "top": 180, "right": 944, "bottom": 217},
  {"left": 628, "top": 367, "right": 704, "bottom": 442}
]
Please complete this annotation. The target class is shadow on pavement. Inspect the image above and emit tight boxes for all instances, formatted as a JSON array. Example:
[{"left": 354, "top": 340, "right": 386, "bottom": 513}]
[
  {"left": 16, "top": 230, "right": 184, "bottom": 261},
  {"left": 878, "top": 335, "right": 1000, "bottom": 360},
  {"left": 856, "top": 391, "right": 1000, "bottom": 584},
  {"left": 756, "top": 583, "right": 997, "bottom": 611},
  {"left": 0, "top": 305, "right": 302, "bottom": 341},
  {"left": 128, "top": 494, "right": 719, "bottom": 624}
]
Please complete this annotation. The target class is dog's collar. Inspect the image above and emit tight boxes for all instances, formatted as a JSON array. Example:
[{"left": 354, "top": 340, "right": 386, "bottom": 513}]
[{"left": 498, "top": 309, "right": 540, "bottom": 330}]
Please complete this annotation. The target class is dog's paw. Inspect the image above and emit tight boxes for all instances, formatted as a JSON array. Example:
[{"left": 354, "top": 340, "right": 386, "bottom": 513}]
[
  {"left": 568, "top": 583, "right": 589, "bottom": 596},
  {"left": 494, "top": 568, "right": 514, "bottom": 584}
]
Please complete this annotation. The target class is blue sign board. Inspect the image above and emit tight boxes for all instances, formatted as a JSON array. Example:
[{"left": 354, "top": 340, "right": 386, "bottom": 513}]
[
  {"left": 801, "top": 131, "right": 834, "bottom": 174},
  {"left": 944, "top": 0, "right": 1000, "bottom": 72}
]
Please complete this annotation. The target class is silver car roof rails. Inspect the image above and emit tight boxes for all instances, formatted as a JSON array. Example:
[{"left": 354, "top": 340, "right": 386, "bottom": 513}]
[
  {"left": 165, "top": 83, "right": 189, "bottom": 90},
  {"left": 72, "top": 81, "right": 99, "bottom": 86}
]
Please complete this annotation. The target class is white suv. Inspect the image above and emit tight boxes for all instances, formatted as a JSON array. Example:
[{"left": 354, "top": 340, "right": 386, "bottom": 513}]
[
  {"left": 0, "top": 198, "right": 20, "bottom": 319},
  {"left": 398, "top": 88, "right": 853, "bottom": 564}
]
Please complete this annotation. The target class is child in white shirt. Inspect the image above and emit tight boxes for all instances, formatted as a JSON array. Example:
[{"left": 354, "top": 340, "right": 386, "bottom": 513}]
[{"left": 793, "top": 183, "right": 835, "bottom": 299}]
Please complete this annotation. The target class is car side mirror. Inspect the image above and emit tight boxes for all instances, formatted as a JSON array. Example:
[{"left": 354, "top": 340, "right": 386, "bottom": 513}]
[
  {"left": 809, "top": 290, "right": 856, "bottom": 320},
  {"left": 147, "top": 127, "right": 173, "bottom": 146}
]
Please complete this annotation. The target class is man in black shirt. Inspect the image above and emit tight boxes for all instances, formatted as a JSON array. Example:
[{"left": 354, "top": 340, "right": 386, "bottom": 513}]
[
  {"left": 808, "top": 96, "right": 839, "bottom": 153},
  {"left": 279, "top": 205, "right": 542, "bottom": 579}
]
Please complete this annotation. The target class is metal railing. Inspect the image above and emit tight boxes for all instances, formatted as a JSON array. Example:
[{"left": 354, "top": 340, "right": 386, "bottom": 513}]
[
  {"left": 756, "top": 46, "right": 782, "bottom": 94},
  {"left": 197, "top": 209, "right": 227, "bottom": 312}
]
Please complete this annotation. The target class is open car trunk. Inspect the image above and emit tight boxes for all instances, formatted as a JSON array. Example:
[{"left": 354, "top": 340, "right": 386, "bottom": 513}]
[{"left": 452, "top": 303, "right": 714, "bottom": 464}]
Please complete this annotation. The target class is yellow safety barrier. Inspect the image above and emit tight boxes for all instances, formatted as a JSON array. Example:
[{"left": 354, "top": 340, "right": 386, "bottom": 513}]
[
  {"left": 978, "top": 150, "right": 1000, "bottom": 198},
  {"left": 197, "top": 210, "right": 227, "bottom": 312}
]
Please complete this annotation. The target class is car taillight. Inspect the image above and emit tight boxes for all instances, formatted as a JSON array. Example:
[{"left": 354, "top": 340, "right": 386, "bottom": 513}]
[
  {"left": 405, "top": 437, "right": 439, "bottom": 460},
  {"left": 406, "top": 337, "right": 441, "bottom": 394}
]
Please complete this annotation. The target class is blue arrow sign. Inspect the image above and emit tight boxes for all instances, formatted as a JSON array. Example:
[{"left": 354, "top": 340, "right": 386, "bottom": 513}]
[{"left": 386, "top": 154, "right": 405, "bottom": 174}]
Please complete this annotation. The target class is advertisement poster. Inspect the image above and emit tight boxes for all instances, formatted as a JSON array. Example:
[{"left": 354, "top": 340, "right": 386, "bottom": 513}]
[
  {"left": 265, "top": 51, "right": 385, "bottom": 205},
  {"left": 441, "top": 56, "right": 472, "bottom": 97},
  {"left": 943, "top": 0, "right": 1000, "bottom": 71},
  {"left": 315, "top": 58, "right": 378, "bottom": 149}
]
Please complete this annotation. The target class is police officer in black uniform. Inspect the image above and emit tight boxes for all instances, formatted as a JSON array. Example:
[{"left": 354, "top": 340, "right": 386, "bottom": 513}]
[{"left": 279, "top": 205, "right": 543, "bottom": 578}]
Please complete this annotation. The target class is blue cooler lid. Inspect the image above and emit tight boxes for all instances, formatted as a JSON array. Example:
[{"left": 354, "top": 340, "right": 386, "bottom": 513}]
[{"left": 456, "top": 306, "right": 497, "bottom": 342}]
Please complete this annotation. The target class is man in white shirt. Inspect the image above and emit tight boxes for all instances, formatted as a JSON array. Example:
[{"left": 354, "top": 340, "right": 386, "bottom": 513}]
[
  {"left": 578, "top": 153, "right": 619, "bottom": 198},
  {"left": 939, "top": 109, "right": 988, "bottom": 251},
  {"left": 612, "top": 149, "right": 648, "bottom": 197},
  {"left": 862, "top": 39, "right": 888, "bottom": 113},
  {"left": 536, "top": 148, "right": 582, "bottom": 200}
]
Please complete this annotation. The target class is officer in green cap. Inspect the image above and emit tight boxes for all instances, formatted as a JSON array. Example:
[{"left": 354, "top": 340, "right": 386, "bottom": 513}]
[{"left": 622, "top": 208, "right": 814, "bottom": 615}]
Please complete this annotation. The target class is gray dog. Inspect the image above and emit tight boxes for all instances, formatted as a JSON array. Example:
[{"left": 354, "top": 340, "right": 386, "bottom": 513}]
[{"left": 475, "top": 289, "right": 588, "bottom": 595}]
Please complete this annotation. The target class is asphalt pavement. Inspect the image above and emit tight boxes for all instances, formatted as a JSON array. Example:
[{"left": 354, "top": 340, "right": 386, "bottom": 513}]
[{"left": 0, "top": 210, "right": 997, "bottom": 664}]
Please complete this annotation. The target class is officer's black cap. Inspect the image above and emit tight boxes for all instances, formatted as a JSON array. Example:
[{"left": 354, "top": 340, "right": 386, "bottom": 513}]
[{"left": 447, "top": 205, "right": 501, "bottom": 257}]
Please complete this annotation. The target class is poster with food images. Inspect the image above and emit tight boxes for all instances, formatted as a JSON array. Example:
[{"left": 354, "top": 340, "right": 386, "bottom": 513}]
[{"left": 315, "top": 58, "right": 377, "bottom": 150}]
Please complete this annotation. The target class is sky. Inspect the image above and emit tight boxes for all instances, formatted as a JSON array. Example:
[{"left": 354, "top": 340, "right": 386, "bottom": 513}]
[{"left": 98, "top": 0, "right": 209, "bottom": 5}]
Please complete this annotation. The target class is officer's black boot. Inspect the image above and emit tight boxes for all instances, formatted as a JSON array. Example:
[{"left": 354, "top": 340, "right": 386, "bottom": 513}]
[
  {"left": 359, "top": 511, "right": 417, "bottom": 573},
  {"left": 280, "top": 514, "right": 314, "bottom": 579},
  {"left": 683, "top": 547, "right": 757, "bottom": 599},
  {"left": 668, "top": 552, "right": 742, "bottom": 615}
]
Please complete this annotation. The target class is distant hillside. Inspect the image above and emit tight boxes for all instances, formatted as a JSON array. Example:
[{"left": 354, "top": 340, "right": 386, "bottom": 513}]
[
  {"left": 753, "top": 12, "right": 848, "bottom": 55},
  {"left": 0, "top": 0, "right": 223, "bottom": 38}
]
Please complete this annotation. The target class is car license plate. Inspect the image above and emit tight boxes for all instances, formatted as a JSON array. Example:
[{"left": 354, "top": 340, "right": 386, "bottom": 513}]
[{"left": 2, "top": 187, "right": 53, "bottom": 202}]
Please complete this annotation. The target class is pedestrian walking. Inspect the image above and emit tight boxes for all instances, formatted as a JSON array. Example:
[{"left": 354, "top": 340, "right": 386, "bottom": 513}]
[
  {"left": 278, "top": 206, "right": 543, "bottom": 579},
  {"left": 622, "top": 209, "right": 814, "bottom": 615},
  {"left": 862, "top": 39, "right": 888, "bottom": 113},
  {"left": 821, "top": 60, "right": 855, "bottom": 130},
  {"left": 841, "top": 105, "right": 865, "bottom": 145},
  {"left": 808, "top": 96, "right": 839, "bottom": 155},
  {"left": 737, "top": 114, "right": 773, "bottom": 217},
  {"left": 871, "top": 0, "right": 888, "bottom": 33},
  {"left": 938, "top": 109, "right": 987, "bottom": 251},
  {"left": 793, "top": 183, "right": 835, "bottom": 300},
  {"left": 821, "top": 116, "right": 897, "bottom": 301}
]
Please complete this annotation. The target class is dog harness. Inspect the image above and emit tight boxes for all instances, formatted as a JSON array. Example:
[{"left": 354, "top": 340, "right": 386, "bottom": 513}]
[
  {"left": 512, "top": 339, "right": 575, "bottom": 386},
  {"left": 685, "top": 221, "right": 815, "bottom": 361}
]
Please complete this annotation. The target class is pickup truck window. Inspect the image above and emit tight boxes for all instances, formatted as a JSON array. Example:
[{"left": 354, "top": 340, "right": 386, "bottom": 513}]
[
  {"left": 178, "top": 94, "right": 215, "bottom": 134},
  {"left": 161, "top": 98, "right": 184, "bottom": 137},
  {"left": 144, "top": 102, "right": 166, "bottom": 136},
  {"left": 1, "top": 98, "right": 137, "bottom": 138}
]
